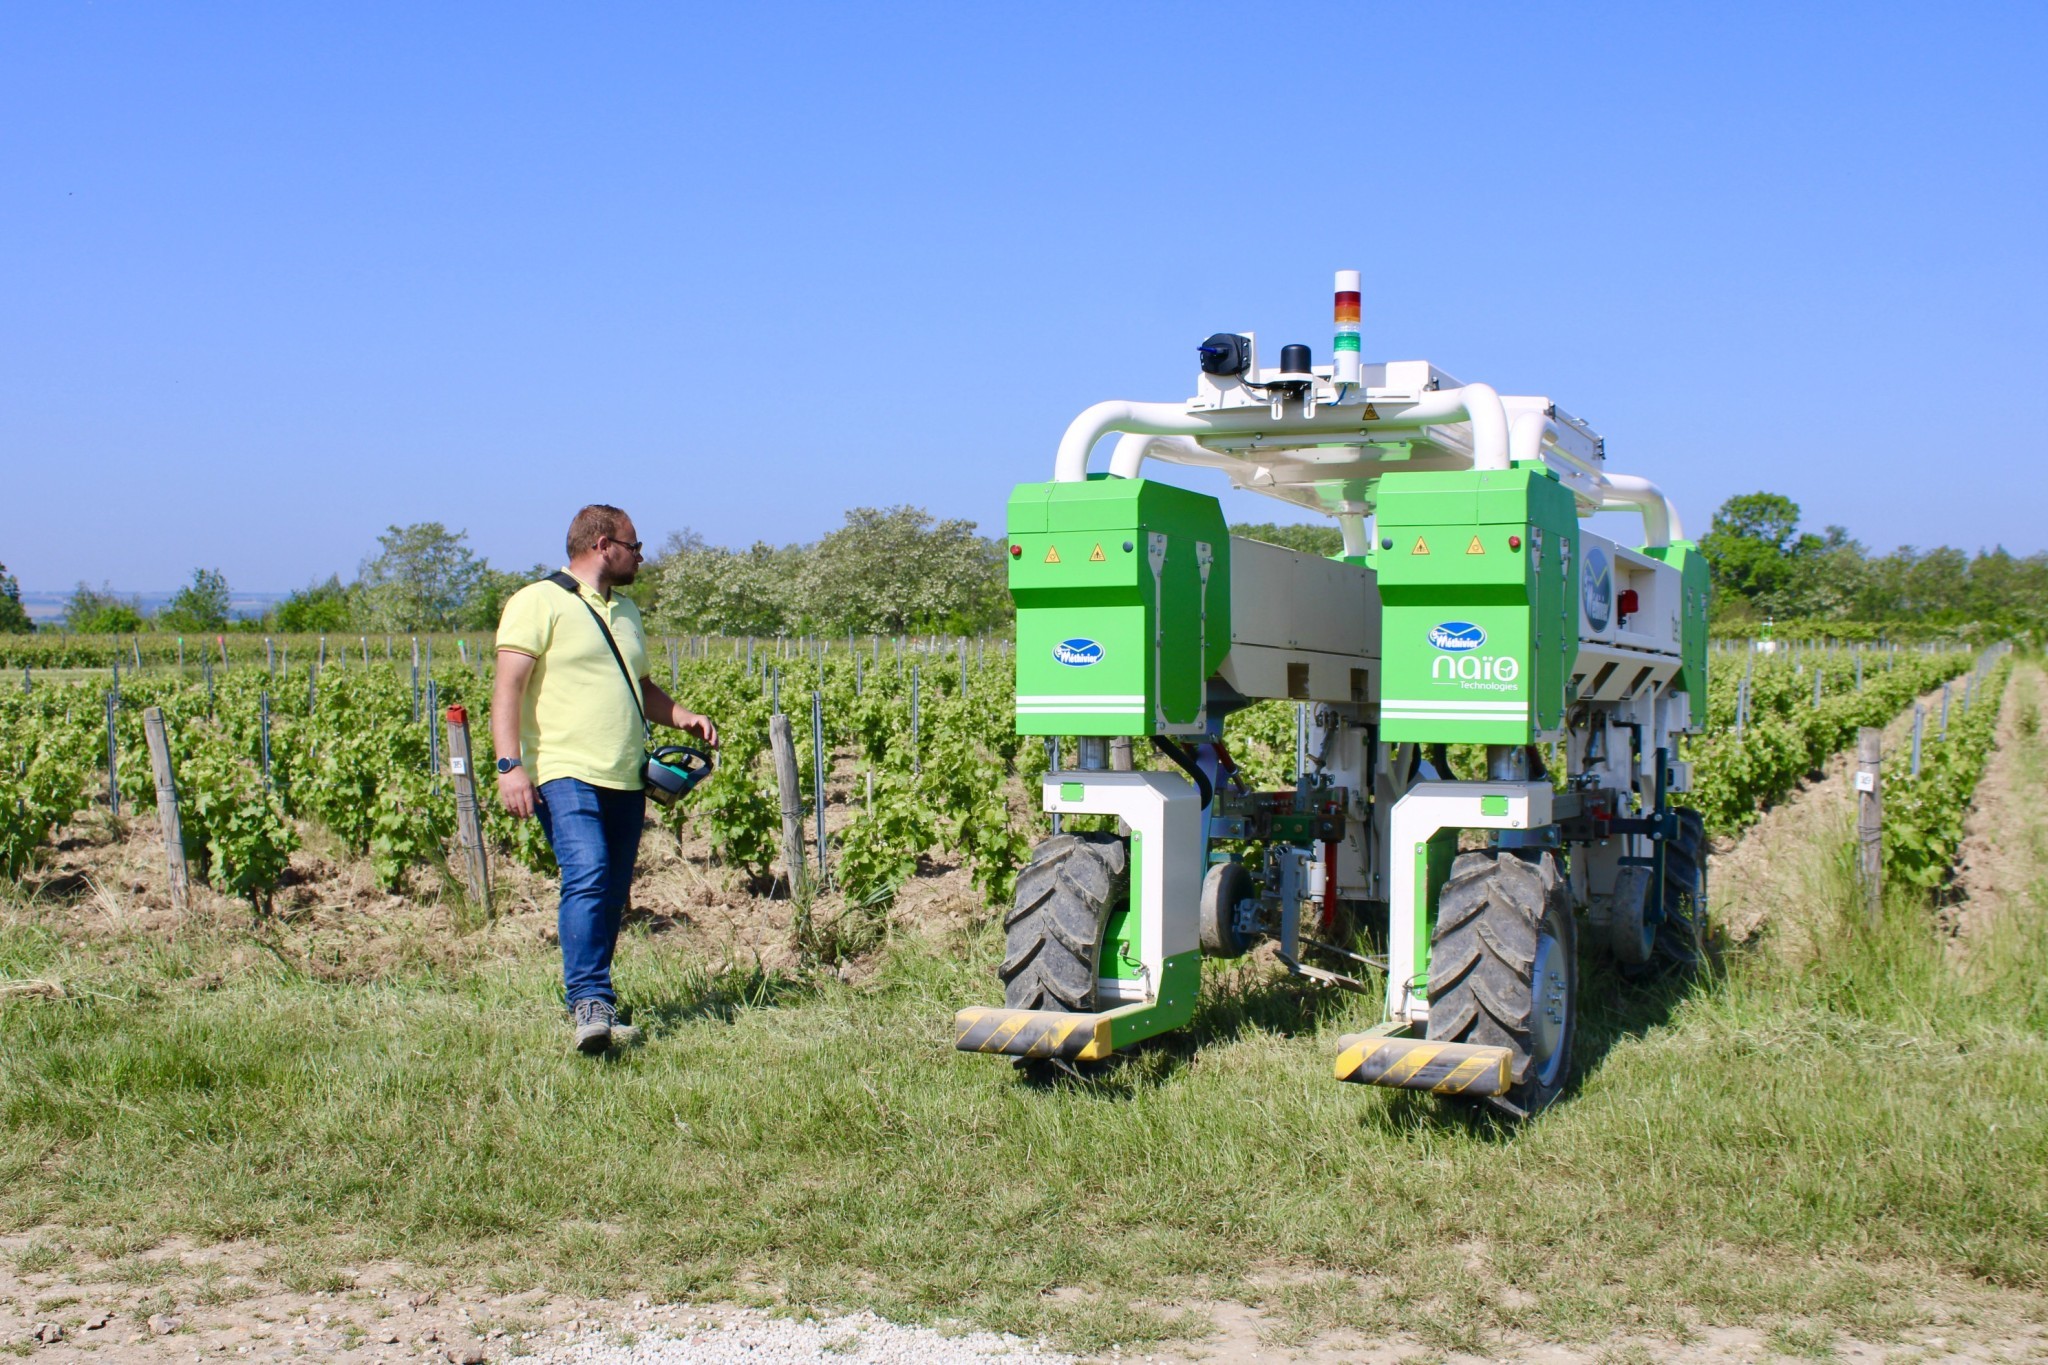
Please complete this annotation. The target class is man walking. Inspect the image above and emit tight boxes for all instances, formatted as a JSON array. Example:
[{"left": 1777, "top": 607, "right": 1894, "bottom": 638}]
[{"left": 494, "top": 504, "right": 718, "bottom": 1053}]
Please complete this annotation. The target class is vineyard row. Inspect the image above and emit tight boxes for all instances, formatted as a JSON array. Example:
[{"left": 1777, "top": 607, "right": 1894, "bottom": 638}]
[{"left": 1, "top": 641, "right": 1993, "bottom": 914}]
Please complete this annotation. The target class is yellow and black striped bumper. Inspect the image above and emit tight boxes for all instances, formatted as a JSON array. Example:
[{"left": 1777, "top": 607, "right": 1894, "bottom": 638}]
[
  {"left": 1334, "top": 1034, "right": 1511, "bottom": 1096},
  {"left": 954, "top": 1007, "right": 1112, "bottom": 1061}
]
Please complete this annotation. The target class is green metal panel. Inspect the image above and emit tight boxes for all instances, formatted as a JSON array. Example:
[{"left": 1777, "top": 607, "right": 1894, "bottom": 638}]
[
  {"left": 1104, "top": 829, "right": 1142, "bottom": 979},
  {"left": 1008, "top": 478, "right": 1230, "bottom": 736},
  {"left": 1644, "top": 540, "right": 1711, "bottom": 728},
  {"left": 1403, "top": 829, "right": 1459, "bottom": 994},
  {"left": 1103, "top": 952, "right": 1201, "bottom": 1050},
  {"left": 1374, "top": 467, "right": 1578, "bottom": 743}
]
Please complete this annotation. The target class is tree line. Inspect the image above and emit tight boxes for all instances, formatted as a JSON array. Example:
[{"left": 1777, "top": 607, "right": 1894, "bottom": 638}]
[
  {"left": 8, "top": 492, "right": 2039, "bottom": 639},
  {"left": 16, "top": 505, "right": 1010, "bottom": 639},
  {"left": 1241, "top": 497, "right": 2045, "bottom": 639},
  {"left": 1696, "top": 492, "right": 2046, "bottom": 636}
]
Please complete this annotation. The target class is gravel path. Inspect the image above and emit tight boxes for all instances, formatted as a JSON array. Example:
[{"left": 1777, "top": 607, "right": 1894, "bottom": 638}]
[{"left": 531, "top": 1308, "right": 1068, "bottom": 1364}]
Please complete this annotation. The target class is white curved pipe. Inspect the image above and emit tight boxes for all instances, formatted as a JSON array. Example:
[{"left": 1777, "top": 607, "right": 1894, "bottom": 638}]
[
  {"left": 1053, "top": 383, "right": 1511, "bottom": 482},
  {"left": 1337, "top": 514, "right": 1370, "bottom": 557},
  {"left": 1600, "top": 473, "right": 1684, "bottom": 547},
  {"left": 1509, "top": 411, "right": 1558, "bottom": 466},
  {"left": 1510, "top": 409, "right": 1609, "bottom": 484},
  {"left": 1108, "top": 432, "right": 1234, "bottom": 479}
]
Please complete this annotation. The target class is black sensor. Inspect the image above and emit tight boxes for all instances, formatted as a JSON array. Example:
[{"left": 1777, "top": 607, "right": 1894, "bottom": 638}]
[{"left": 1197, "top": 332, "right": 1250, "bottom": 377}]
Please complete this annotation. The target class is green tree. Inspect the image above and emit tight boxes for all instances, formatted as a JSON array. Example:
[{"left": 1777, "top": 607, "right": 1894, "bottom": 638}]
[
  {"left": 1231, "top": 521, "right": 1346, "bottom": 557},
  {"left": 274, "top": 575, "right": 355, "bottom": 632},
  {"left": 64, "top": 583, "right": 144, "bottom": 634},
  {"left": 357, "top": 523, "right": 484, "bottom": 631},
  {"left": 158, "top": 567, "right": 233, "bottom": 631},
  {"left": 1700, "top": 492, "right": 1800, "bottom": 603},
  {"left": 0, "top": 562, "right": 31, "bottom": 634},
  {"left": 653, "top": 534, "right": 796, "bottom": 637},
  {"left": 464, "top": 562, "right": 552, "bottom": 631},
  {"left": 795, "top": 506, "right": 1007, "bottom": 634}
]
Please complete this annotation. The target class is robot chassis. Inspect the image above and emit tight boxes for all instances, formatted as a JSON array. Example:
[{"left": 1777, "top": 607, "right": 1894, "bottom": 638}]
[{"left": 954, "top": 272, "right": 1709, "bottom": 1116}]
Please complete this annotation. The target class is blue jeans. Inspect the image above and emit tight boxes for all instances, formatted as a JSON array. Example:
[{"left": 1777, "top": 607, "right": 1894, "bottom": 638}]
[{"left": 535, "top": 778, "right": 645, "bottom": 1007}]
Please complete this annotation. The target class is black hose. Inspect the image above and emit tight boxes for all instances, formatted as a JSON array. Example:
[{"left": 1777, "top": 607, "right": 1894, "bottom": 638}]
[{"left": 1150, "top": 736, "right": 1214, "bottom": 809}]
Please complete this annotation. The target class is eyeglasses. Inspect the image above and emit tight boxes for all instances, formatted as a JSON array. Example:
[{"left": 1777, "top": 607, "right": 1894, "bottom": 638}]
[{"left": 605, "top": 538, "right": 644, "bottom": 554}]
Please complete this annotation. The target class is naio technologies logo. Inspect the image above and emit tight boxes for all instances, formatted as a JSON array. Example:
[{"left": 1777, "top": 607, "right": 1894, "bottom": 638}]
[
  {"left": 1427, "top": 621, "right": 1486, "bottom": 652},
  {"left": 1426, "top": 619, "right": 1520, "bottom": 690},
  {"left": 1053, "top": 638, "right": 1104, "bottom": 667}
]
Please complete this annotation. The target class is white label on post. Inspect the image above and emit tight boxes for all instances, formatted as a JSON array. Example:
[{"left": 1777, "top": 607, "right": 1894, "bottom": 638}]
[
  {"left": 1854, "top": 770, "right": 1876, "bottom": 793},
  {"left": 451, "top": 756, "right": 467, "bottom": 776}
]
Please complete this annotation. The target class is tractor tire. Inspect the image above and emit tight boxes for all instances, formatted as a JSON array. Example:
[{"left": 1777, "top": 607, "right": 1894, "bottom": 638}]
[
  {"left": 1426, "top": 849, "right": 1577, "bottom": 1114},
  {"left": 1652, "top": 808, "right": 1708, "bottom": 975},
  {"left": 1001, "top": 832, "right": 1129, "bottom": 1012}
]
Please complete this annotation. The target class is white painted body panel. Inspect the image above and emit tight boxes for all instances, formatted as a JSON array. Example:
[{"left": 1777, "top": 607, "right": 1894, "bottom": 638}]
[{"left": 1041, "top": 771, "right": 1201, "bottom": 1006}]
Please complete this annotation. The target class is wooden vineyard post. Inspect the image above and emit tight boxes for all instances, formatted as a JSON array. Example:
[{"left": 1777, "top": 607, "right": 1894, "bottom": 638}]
[
  {"left": 443, "top": 705, "right": 493, "bottom": 916},
  {"left": 141, "top": 707, "right": 191, "bottom": 913},
  {"left": 768, "top": 709, "right": 809, "bottom": 898},
  {"left": 1855, "top": 727, "right": 1883, "bottom": 927}
]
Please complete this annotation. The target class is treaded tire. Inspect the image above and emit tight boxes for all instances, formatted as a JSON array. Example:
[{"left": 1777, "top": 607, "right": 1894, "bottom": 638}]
[
  {"left": 1001, "top": 832, "right": 1129, "bottom": 1012},
  {"left": 1198, "top": 860, "right": 1252, "bottom": 958},
  {"left": 1653, "top": 808, "right": 1708, "bottom": 975},
  {"left": 1426, "top": 849, "right": 1577, "bottom": 1114}
]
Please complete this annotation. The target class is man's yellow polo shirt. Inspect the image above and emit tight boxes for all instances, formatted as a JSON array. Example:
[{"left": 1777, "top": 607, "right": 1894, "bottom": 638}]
[{"left": 495, "top": 572, "right": 649, "bottom": 790}]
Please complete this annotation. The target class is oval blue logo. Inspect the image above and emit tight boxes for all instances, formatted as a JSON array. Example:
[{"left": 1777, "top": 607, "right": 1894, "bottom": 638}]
[
  {"left": 1053, "top": 638, "right": 1104, "bottom": 667},
  {"left": 1582, "top": 545, "right": 1613, "bottom": 632},
  {"left": 1428, "top": 621, "right": 1486, "bottom": 652}
]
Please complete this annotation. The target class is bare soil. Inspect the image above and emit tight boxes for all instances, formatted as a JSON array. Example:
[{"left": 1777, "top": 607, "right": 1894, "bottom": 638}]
[
  {"left": 1947, "top": 664, "right": 2042, "bottom": 944},
  {"left": 1712, "top": 681, "right": 1954, "bottom": 946},
  {"left": 6, "top": 1235, "right": 2043, "bottom": 1364},
  {"left": 10, "top": 744, "right": 995, "bottom": 992}
]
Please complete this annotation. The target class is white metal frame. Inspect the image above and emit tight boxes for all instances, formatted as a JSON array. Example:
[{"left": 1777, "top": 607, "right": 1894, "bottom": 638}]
[
  {"left": 1052, "top": 270, "right": 1684, "bottom": 548},
  {"left": 1040, "top": 771, "right": 1201, "bottom": 1004},
  {"left": 1385, "top": 780, "right": 1554, "bottom": 1025}
]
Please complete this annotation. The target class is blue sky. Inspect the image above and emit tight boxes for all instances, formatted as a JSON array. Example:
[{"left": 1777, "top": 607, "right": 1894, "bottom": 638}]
[{"left": 5, "top": 2, "right": 2044, "bottom": 594}]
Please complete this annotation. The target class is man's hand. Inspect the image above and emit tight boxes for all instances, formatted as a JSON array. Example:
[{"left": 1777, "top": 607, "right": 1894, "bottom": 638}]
[
  {"left": 641, "top": 677, "right": 718, "bottom": 748},
  {"left": 498, "top": 765, "right": 538, "bottom": 819},
  {"left": 672, "top": 709, "right": 719, "bottom": 748}
]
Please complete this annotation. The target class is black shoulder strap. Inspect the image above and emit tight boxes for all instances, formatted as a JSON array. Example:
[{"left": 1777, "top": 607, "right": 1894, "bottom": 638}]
[{"left": 547, "top": 572, "right": 649, "bottom": 738}]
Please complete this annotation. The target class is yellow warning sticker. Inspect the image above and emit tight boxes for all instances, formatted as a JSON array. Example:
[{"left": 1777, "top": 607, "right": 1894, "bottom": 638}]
[
  {"left": 1089, "top": 543, "right": 1106, "bottom": 562},
  {"left": 1412, "top": 536, "right": 1430, "bottom": 555},
  {"left": 1044, "top": 546, "right": 1061, "bottom": 564},
  {"left": 1361, "top": 402, "right": 1380, "bottom": 419},
  {"left": 1467, "top": 536, "right": 1486, "bottom": 555}
]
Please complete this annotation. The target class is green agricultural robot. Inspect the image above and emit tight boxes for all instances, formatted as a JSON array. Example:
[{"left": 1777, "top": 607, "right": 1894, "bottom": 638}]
[{"left": 954, "top": 272, "right": 1709, "bottom": 1115}]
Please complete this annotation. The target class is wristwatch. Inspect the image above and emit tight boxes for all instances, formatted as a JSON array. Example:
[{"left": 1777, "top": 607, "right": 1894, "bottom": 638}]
[{"left": 497, "top": 757, "right": 522, "bottom": 774}]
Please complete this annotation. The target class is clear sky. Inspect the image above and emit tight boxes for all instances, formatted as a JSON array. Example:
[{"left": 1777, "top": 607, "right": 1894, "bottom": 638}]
[{"left": 5, "top": 2, "right": 2044, "bottom": 594}]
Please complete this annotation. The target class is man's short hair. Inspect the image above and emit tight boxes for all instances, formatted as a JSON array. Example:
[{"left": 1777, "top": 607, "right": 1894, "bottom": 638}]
[{"left": 567, "top": 505, "right": 630, "bottom": 557}]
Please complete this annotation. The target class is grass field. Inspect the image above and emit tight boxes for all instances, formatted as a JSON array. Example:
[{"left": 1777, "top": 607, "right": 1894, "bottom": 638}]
[{"left": 5, "top": 678, "right": 2048, "bottom": 1357}]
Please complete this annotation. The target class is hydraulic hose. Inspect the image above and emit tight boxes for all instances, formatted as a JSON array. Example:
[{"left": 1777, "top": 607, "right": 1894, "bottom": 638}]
[{"left": 1151, "top": 736, "right": 1214, "bottom": 810}]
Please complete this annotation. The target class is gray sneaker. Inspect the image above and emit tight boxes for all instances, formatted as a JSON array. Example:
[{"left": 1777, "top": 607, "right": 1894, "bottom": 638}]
[{"left": 571, "top": 998, "right": 615, "bottom": 1054}]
